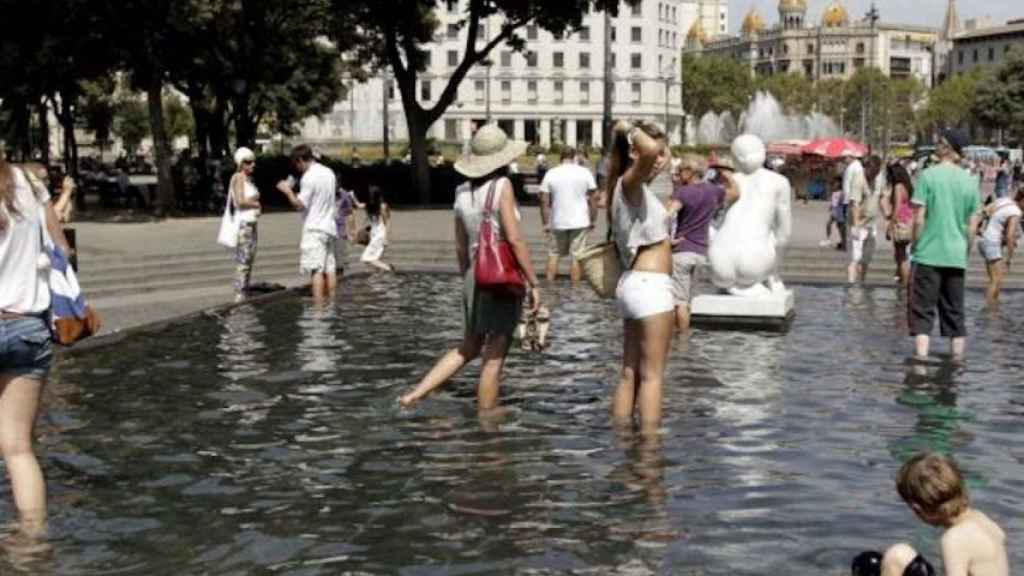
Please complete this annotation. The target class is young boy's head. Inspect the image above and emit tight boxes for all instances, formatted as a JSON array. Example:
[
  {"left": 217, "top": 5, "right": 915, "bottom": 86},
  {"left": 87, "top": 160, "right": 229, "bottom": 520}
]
[{"left": 896, "top": 452, "right": 969, "bottom": 526}]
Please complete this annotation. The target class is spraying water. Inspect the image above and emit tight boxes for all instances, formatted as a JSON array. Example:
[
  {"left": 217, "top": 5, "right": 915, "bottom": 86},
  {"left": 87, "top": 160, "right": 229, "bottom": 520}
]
[{"left": 694, "top": 91, "right": 841, "bottom": 146}]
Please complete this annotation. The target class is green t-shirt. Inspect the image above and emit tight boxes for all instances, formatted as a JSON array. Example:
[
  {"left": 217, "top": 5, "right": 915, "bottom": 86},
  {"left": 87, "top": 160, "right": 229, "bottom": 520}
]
[{"left": 911, "top": 163, "right": 980, "bottom": 269}]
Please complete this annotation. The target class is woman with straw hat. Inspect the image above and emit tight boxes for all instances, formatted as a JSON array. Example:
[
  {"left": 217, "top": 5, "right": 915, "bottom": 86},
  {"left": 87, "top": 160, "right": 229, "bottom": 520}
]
[{"left": 399, "top": 125, "right": 541, "bottom": 413}]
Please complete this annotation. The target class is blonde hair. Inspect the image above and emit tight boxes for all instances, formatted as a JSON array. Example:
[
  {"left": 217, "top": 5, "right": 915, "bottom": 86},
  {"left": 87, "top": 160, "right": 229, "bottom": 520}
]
[
  {"left": 0, "top": 161, "right": 16, "bottom": 232},
  {"left": 897, "top": 452, "right": 969, "bottom": 521},
  {"left": 677, "top": 154, "right": 707, "bottom": 178}
]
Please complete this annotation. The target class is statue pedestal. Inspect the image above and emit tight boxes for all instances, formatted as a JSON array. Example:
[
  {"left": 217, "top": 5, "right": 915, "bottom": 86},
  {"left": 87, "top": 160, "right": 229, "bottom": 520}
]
[{"left": 691, "top": 290, "right": 795, "bottom": 332}]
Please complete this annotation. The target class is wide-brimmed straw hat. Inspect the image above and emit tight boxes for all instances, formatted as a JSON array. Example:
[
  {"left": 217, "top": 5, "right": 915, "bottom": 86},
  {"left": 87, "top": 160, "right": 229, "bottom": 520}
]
[{"left": 454, "top": 124, "right": 528, "bottom": 179}]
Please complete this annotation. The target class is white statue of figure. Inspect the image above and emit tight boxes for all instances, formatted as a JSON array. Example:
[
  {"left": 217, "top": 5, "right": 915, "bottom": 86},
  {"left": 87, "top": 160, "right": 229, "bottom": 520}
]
[{"left": 708, "top": 134, "right": 792, "bottom": 297}]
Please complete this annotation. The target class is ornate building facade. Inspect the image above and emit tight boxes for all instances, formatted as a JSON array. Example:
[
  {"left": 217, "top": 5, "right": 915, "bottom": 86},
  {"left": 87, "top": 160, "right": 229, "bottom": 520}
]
[{"left": 687, "top": 0, "right": 938, "bottom": 88}]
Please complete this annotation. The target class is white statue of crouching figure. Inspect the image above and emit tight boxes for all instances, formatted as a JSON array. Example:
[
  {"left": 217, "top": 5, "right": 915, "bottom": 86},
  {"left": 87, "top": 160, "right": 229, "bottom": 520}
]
[{"left": 708, "top": 134, "right": 793, "bottom": 297}]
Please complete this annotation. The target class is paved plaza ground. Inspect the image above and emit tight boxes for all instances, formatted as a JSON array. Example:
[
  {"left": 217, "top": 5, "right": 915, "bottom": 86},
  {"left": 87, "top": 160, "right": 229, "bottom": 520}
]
[{"left": 68, "top": 194, "right": 1021, "bottom": 337}]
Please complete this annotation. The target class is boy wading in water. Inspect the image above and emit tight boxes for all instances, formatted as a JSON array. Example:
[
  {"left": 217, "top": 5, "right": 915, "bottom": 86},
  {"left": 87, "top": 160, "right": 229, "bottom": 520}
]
[{"left": 885, "top": 453, "right": 1008, "bottom": 576}]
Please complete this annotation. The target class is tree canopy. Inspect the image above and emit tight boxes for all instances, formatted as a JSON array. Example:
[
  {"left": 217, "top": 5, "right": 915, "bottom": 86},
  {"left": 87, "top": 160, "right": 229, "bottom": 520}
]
[{"left": 680, "top": 54, "right": 755, "bottom": 121}]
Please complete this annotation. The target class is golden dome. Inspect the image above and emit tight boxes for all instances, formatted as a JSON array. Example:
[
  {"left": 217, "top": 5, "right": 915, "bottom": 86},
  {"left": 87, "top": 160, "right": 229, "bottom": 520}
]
[
  {"left": 687, "top": 20, "right": 708, "bottom": 43},
  {"left": 779, "top": 0, "right": 807, "bottom": 11},
  {"left": 741, "top": 9, "right": 766, "bottom": 36},
  {"left": 821, "top": 1, "right": 850, "bottom": 27}
]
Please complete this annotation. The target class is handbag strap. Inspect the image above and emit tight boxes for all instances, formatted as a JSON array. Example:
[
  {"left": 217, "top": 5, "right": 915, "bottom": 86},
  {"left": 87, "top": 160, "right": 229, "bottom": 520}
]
[{"left": 482, "top": 178, "right": 500, "bottom": 218}]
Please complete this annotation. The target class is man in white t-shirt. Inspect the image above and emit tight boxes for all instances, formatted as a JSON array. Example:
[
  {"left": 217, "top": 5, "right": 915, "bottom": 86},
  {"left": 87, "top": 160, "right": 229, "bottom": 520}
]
[
  {"left": 840, "top": 154, "right": 864, "bottom": 250},
  {"left": 276, "top": 144, "right": 338, "bottom": 301},
  {"left": 978, "top": 188, "right": 1023, "bottom": 303},
  {"left": 539, "top": 147, "right": 598, "bottom": 285}
]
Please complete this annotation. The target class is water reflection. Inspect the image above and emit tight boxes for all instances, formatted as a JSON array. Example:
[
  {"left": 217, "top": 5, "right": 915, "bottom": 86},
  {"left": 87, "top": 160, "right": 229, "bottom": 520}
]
[{"left": 21, "top": 278, "right": 1024, "bottom": 574}]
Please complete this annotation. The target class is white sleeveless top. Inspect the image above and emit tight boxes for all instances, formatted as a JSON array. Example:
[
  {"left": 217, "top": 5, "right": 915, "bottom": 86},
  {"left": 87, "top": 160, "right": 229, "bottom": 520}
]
[
  {"left": 236, "top": 178, "right": 260, "bottom": 224},
  {"left": 0, "top": 169, "right": 51, "bottom": 314},
  {"left": 453, "top": 177, "right": 520, "bottom": 255},
  {"left": 611, "top": 178, "right": 670, "bottom": 269}
]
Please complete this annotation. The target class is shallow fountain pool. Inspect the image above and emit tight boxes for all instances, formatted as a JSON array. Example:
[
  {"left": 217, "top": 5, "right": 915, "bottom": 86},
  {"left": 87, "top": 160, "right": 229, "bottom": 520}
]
[{"left": 5, "top": 274, "right": 1023, "bottom": 574}]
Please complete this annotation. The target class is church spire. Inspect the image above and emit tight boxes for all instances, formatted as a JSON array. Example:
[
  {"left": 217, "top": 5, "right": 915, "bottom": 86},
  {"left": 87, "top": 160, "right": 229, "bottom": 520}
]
[{"left": 941, "top": 0, "right": 960, "bottom": 40}]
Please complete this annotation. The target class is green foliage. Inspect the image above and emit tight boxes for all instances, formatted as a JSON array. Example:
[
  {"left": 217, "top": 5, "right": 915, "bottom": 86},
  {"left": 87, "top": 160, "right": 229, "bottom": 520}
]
[
  {"left": 114, "top": 98, "right": 150, "bottom": 156},
  {"left": 163, "top": 93, "right": 194, "bottom": 144},
  {"left": 972, "top": 48, "right": 1024, "bottom": 141},
  {"left": 80, "top": 77, "right": 118, "bottom": 146},
  {"left": 680, "top": 54, "right": 754, "bottom": 120},
  {"left": 918, "top": 70, "right": 983, "bottom": 131}
]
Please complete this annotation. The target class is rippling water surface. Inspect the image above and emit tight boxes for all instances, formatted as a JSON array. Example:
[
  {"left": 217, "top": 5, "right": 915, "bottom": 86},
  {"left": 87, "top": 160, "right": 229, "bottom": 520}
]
[{"left": 4, "top": 275, "right": 1023, "bottom": 574}]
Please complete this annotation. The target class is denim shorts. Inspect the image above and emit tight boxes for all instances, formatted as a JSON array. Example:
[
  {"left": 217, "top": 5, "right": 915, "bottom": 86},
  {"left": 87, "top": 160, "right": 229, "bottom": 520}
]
[{"left": 0, "top": 316, "right": 53, "bottom": 380}]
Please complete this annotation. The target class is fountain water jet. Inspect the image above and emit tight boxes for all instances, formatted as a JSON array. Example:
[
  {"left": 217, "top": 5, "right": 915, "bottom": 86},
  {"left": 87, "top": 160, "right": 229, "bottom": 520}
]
[{"left": 694, "top": 91, "right": 841, "bottom": 147}]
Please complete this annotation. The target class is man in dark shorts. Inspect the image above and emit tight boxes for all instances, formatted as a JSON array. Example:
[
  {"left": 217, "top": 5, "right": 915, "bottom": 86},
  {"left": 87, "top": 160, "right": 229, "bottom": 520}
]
[{"left": 909, "top": 129, "right": 981, "bottom": 361}]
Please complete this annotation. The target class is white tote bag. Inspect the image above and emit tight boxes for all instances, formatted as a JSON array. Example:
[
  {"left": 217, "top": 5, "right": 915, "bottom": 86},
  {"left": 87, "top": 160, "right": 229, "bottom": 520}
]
[{"left": 217, "top": 194, "right": 239, "bottom": 248}]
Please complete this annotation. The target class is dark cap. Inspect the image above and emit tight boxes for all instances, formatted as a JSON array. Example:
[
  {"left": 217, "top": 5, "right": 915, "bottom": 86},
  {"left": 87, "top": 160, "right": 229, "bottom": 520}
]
[
  {"left": 851, "top": 550, "right": 882, "bottom": 576},
  {"left": 939, "top": 128, "right": 968, "bottom": 157}
]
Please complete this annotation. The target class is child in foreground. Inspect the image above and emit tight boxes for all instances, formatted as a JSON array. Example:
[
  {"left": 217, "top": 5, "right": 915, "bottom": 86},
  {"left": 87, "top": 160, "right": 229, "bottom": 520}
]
[{"left": 891, "top": 453, "right": 1008, "bottom": 576}]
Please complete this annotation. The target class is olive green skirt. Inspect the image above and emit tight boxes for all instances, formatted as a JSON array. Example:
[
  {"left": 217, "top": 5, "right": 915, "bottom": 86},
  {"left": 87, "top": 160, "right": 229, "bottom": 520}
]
[{"left": 463, "top": 269, "right": 523, "bottom": 336}]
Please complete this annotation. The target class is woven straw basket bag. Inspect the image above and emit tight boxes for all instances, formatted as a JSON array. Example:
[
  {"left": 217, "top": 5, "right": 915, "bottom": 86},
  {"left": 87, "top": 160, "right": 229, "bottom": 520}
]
[{"left": 576, "top": 241, "right": 622, "bottom": 299}]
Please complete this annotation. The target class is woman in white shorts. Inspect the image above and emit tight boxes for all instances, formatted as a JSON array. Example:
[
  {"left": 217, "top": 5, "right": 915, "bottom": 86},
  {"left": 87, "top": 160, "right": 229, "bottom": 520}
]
[
  {"left": 606, "top": 120, "right": 673, "bottom": 433},
  {"left": 979, "top": 189, "right": 1022, "bottom": 303}
]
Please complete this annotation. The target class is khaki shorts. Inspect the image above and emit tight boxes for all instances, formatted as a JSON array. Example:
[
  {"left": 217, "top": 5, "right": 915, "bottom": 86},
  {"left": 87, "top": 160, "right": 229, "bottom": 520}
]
[
  {"left": 671, "top": 252, "right": 707, "bottom": 305},
  {"left": 548, "top": 228, "right": 589, "bottom": 258},
  {"left": 300, "top": 231, "right": 337, "bottom": 275}
]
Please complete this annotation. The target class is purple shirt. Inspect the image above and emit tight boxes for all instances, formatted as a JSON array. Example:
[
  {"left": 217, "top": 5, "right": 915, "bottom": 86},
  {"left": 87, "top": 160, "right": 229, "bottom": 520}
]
[
  {"left": 672, "top": 182, "right": 725, "bottom": 255},
  {"left": 335, "top": 189, "right": 354, "bottom": 236}
]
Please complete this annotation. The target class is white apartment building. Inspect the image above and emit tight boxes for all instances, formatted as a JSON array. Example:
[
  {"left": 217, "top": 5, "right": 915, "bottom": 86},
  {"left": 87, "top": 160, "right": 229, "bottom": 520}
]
[{"left": 301, "top": 0, "right": 728, "bottom": 149}]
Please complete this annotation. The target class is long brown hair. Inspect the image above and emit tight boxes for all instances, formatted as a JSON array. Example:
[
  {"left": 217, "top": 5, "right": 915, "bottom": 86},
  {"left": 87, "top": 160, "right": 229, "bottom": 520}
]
[
  {"left": 604, "top": 121, "right": 666, "bottom": 227},
  {"left": 0, "top": 160, "right": 18, "bottom": 233}
]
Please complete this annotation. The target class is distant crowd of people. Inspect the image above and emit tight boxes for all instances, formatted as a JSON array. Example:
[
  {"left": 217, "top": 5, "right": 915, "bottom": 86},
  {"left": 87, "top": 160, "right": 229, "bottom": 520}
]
[{"left": 822, "top": 130, "right": 1022, "bottom": 362}]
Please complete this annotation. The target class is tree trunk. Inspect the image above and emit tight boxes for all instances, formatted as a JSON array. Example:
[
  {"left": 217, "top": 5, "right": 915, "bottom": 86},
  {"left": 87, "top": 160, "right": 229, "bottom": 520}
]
[
  {"left": 233, "top": 97, "right": 256, "bottom": 148},
  {"left": 36, "top": 103, "right": 50, "bottom": 165},
  {"left": 403, "top": 98, "right": 432, "bottom": 205},
  {"left": 146, "top": 72, "right": 175, "bottom": 216},
  {"left": 210, "top": 96, "right": 229, "bottom": 159}
]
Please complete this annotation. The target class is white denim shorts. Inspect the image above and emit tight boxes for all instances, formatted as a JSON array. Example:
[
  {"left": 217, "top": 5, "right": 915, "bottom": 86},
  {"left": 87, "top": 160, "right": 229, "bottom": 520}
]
[
  {"left": 616, "top": 271, "right": 675, "bottom": 320},
  {"left": 300, "top": 231, "right": 337, "bottom": 275},
  {"left": 978, "top": 238, "right": 1003, "bottom": 262}
]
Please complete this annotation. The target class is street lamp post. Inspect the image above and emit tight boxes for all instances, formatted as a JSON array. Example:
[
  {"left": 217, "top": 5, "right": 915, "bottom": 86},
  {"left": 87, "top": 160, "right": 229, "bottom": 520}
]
[
  {"left": 382, "top": 70, "right": 390, "bottom": 161},
  {"left": 866, "top": 2, "right": 880, "bottom": 149},
  {"left": 602, "top": 8, "right": 614, "bottom": 149}
]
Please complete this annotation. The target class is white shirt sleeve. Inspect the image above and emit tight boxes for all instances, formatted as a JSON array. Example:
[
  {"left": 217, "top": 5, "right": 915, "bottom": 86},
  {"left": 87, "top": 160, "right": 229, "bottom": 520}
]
[
  {"left": 587, "top": 170, "right": 598, "bottom": 192},
  {"left": 297, "top": 174, "right": 313, "bottom": 206}
]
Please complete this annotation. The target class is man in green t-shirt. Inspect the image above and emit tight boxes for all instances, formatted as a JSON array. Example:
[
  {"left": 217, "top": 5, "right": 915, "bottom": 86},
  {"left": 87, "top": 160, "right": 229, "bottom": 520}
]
[{"left": 909, "top": 129, "right": 981, "bottom": 361}]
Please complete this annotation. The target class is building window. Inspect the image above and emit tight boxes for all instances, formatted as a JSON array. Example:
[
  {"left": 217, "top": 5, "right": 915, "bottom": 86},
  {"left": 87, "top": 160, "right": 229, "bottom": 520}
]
[
  {"left": 632, "top": 1, "right": 642, "bottom": 16},
  {"left": 631, "top": 82, "right": 642, "bottom": 103},
  {"left": 958, "top": 50, "right": 964, "bottom": 64},
  {"left": 631, "top": 53, "right": 642, "bottom": 69},
  {"left": 580, "top": 52, "right": 591, "bottom": 69},
  {"left": 610, "top": 53, "right": 617, "bottom": 69},
  {"left": 580, "top": 81, "right": 590, "bottom": 104},
  {"left": 553, "top": 51, "right": 564, "bottom": 68},
  {"left": 420, "top": 80, "right": 431, "bottom": 101},
  {"left": 527, "top": 25, "right": 538, "bottom": 40},
  {"left": 783, "top": 44, "right": 790, "bottom": 55},
  {"left": 474, "top": 80, "right": 485, "bottom": 103},
  {"left": 500, "top": 51, "right": 512, "bottom": 67},
  {"left": 527, "top": 80, "right": 538, "bottom": 102},
  {"left": 445, "top": 118, "right": 459, "bottom": 141},
  {"left": 388, "top": 81, "right": 396, "bottom": 100},
  {"left": 526, "top": 51, "right": 538, "bottom": 68},
  {"left": 446, "top": 23, "right": 459, "bottom": 40},
  {"left": 631, "top": 26, "right": 642, "bottom": 43},
  {"left": 500, "top": 80, "right": 511, "bottom": 103},
  {"left": 554, "top": 80, "right": 564, "bottom": 103},
  {"left": 445, "top": 0, "right": 457, "bottom": 12},
  {"left": 447, "top": 50, "right": 458, "bottom": 67},
  {"left": 579, "top": 26, "right": 590, "bottom": 41},
  {"left": 973, "top": 49, "right": 978, "bottom": 62},
  {"left": 988, "top": 47, "right": 995, "bottom": 61},
  {"left": 807, "top": 44, "right": 815, "bottom": 54},
  {"left": 611, "top": 27, "right": 617, "bottom": 42}
]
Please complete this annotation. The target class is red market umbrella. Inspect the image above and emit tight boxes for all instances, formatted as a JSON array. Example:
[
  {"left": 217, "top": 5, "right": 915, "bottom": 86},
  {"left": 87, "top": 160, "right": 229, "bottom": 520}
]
[
  {"left": 767, "top": 139, "right": 810, "bottom": 156},
  {"left": 801, "top": 138, "right": 868, "bottom": 159}
]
